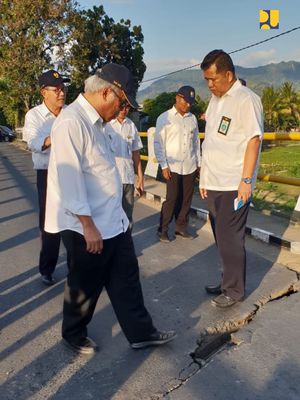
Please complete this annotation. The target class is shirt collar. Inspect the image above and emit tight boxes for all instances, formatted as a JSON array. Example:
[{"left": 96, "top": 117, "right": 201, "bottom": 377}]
[
  {"left": 110, "top": 117, "right": 128, "bottom": 126},
  {"left": 223, "top": 79, "right": 242, "bottom": 97},
  {"left": 77, "top": 93, "right": 103, "bottom": 125},
  {"left": 40, "top": 102, "right": 57, "bottom": 118},
  {"left": 171, "top": 105, "right": 191, "bottom": 118}
]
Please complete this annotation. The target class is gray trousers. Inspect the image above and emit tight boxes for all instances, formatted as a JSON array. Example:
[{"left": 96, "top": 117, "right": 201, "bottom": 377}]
[{"left": 207, "top": 190, "right": 250, "bottom": 300}]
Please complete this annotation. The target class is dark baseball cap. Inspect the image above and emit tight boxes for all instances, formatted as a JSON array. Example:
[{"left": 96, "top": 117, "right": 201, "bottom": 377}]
[
  {"left": 177, "top": 86, "right": 196, "bottom": 104},
  {"left": 39, "top": 70, "right": 70, "bottom": 88},
  {"left": 96, "top": 63, "right": 139, "bottom": 109}
]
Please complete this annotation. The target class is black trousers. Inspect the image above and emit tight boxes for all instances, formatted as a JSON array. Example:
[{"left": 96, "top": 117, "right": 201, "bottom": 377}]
[
  {"left": 159, "top": 171, "right": 197, "bottom": 233},
  {"left": 37, "top": 169, "right": 61, "bottom": 276},
  {"left": 207, "top": 190, "right": 250, "bottom": 300},
  {"left": 61, "top": 229, "right": 156, "bottom": 344}
]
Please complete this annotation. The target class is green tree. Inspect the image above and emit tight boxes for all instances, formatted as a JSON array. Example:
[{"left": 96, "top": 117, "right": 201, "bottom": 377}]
[
  {"left": 143, "top": 92, "right": 207, "bottom": 128},
  {"left": 66, "top": 6, "right": 146, "bottom": 102},
  {"left": 261, "top": 86, "right": 280, "bottom": 131},
  {"left": 143, "top": 92, "right": 176, "bottom": 126},
  {"left": 0, "top": 0, "right": 77, "bottom": 126},
  {"left": 279, "top": 82, "right": 300, "bottom": 129}
]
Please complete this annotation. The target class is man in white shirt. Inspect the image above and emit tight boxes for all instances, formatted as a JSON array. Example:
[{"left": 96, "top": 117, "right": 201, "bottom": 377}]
[
  {"left": 45, "top": 63, "right": 176, "bottom": 355},
  {"left": 105, "top": 105, "right": 143, "bottom": 229},
  {"left": 154, "top": 86, "right": 200, "bottom": 242},
  {"left": 23, "top": 70, "right": 69, "bottom": 286},
  {"left": 199, "top": 50, "right": 263, "bottom": 308}
]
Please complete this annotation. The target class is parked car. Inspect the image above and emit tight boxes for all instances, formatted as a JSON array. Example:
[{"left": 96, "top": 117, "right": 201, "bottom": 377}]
[{"left": 0, "top": 125, "right": 16, "bottom": 142}]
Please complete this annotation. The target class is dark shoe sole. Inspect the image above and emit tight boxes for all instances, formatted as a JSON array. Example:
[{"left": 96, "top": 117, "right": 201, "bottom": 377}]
[
  {"left": 205, "top": 286, "right": 222, "bottom": 295},
  {"left": 175, "top": 231, "right": 194, "bottom": 239},
  {"left": 62, "top": 338, "right": 99, "bottom": 355},
  {"left": 211, "top": 299, "right": 239, "bottom": 308},
  {"left": 131, "top": 333, "right": 177, "bottom": 349},
  {"left": 42, "top": 277, "right": 56, "bottom": 286}
]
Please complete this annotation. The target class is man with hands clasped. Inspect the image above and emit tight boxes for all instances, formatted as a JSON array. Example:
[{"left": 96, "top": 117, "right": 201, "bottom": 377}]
[
  {"left": 23, "top": 70, "right": 69, "bottom": 286},
  {"left": 199, "top": 50, "right": 263, "bottom": 308},
  {"left": 154, "top": 86, "right": 200, "bottom": 242}
]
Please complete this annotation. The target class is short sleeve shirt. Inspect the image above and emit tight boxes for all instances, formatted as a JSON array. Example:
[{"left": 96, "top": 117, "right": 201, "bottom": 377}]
[
  {"left": 105, "top": 117, "right": 142, "bottom": 184},
  {"left": 154, "top": 106, "right": 200, "bottom": 175},
  {"left": 200, "top": 80, "right": 263, "bottom": 190}
]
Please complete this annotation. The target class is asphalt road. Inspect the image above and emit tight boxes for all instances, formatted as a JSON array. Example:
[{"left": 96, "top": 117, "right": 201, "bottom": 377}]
[{"left": 1, "top": 142, "right": 299, "bottom": 400}]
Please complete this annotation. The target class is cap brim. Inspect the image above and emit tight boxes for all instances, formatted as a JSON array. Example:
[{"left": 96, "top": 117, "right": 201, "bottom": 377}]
[{"left": 123, "top": 91, "right": 139, "bottom": 109}]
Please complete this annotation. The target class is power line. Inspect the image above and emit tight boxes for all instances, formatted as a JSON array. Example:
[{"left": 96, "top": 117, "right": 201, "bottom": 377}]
[{"left": 141, "top": 26, "right": 300, "bottom": 84}]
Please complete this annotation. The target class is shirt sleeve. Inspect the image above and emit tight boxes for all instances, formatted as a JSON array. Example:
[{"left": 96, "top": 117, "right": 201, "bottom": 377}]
[
  {"left": 131, "top": 123, "right": 143, "bottom": 151},
  {"left": 154, "top": 114, "right": 168, "bottom": 169},
  {"left": 241, "top": 94, "right": 264, "bottom": 140},
  {"left": 23, "top": 110, "right": 49, "bottom": 153},
  {"left": 51, "top": 118, "right": 91, "bottom": 216}
]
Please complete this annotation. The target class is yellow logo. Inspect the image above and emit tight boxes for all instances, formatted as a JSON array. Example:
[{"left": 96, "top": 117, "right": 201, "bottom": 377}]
[
  {"left": 53, "top": 72, "right": 59, "bottom": 78},
  {"left": 260, "top": 10, "right": 279, "bottom": 30}
]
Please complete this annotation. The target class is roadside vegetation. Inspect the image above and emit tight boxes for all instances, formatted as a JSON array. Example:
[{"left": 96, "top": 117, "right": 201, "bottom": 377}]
[{"left": 253, "top": 142, "right": 300, "bottom": 218}]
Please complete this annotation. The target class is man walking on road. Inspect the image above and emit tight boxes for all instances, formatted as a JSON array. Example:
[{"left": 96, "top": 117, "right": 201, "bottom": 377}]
[
  {"left": 105, "top": 105, "right": 144, "bottom": 229},
  {"left": 44, "top": 63, "right": 176, "bottom": 355},
  {"left": 199, "top": 50, "right": 263, "bottom": 308},
  {"left": 23, "top": 70, "right": 69, "bottom": 285},
  {"left": 154, "top": 86, "right": 200, "bottom": 242}
]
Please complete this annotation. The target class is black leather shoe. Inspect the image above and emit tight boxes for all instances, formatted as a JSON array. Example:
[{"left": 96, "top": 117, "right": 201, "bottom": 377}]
[
  {"left": 205, "top": 284, "right": 222, "bottom": 295},
  {"left": 131, "top": 330, "right": 177, "bottom": 349},
  {"left": 159, "top": 232, "right": 171, "bottom": 242},
  {"left": 42, "top": 274, "right": 56, "bottom": 286},
  {"left": 175, "top": 230, "right": 194, "bottom": 239},
  {"left": 63, "top": 336, "right": 99, "bottom": 355},
  {"left": 211, "top": 294, "right": 239, "bottom": 308}
]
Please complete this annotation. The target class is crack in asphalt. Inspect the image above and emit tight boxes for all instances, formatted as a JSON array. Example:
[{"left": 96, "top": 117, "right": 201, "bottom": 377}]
[{"left": 153, "top": 274, "right": 300, "bottom": 399}]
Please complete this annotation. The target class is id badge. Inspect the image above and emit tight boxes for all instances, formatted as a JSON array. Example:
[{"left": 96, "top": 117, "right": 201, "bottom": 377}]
[{"left": 218, "top": 116, "right": 231, "bottom": 135}]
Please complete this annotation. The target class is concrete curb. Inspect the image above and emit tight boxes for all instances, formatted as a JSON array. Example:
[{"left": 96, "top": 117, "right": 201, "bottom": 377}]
[{"left": 144, "top": 190, "right": 294, "bottom": 251}]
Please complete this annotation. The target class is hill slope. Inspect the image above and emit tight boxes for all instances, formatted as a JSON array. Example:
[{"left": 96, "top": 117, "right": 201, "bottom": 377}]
[{"left": 137, "top": 61, "right": 300, "bottom": 102}]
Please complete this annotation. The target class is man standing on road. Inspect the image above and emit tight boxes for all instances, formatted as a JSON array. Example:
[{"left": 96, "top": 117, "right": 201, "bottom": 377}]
[
  {"left": 154, "top": 86, "right": 200, "bottom": 242},
  {"left": 23, "top": 70, "right": 69, "bottom": 286},
  {"left": 105, "top": 105, "right": 144, "bottom": 229},
  {"left": 44, "top": 63, "right": 176, "bottom": 355},
  {"left": 199, "top": 50, "right": 263, "bottom": 308}
]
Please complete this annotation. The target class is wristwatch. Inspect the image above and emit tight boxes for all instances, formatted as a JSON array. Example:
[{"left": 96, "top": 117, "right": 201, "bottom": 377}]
[{"left": 241, "top": 177, "right": 252, "bottom": 184}]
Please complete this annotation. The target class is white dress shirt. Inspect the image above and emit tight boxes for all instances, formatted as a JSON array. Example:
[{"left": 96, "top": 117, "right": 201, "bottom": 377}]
[
  {"left": 200, "top": 80, "right": 263, "bottom": 191},
  {"left": 44, "top": 94, "right": 129, "bottom": 239},
  {"left": 23, "top": 102, "right": 58, "bottom": 170},
  {"left": 154, "top": 106, "right": 200, "bottom": 175},
  {"left": 105, "top": 117, "right": 142, "bottom": 184}
]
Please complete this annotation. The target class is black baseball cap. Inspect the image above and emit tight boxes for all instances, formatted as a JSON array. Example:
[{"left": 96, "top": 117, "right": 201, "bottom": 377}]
[
  {"left": 177, "top": 86, "right": 196, "bottom": 104},
  {"left": 96, "top": 63, "right": 139, "bottom": 109},
  {"left": 39, "top": 70, "right": 70, "bottom": 88}
]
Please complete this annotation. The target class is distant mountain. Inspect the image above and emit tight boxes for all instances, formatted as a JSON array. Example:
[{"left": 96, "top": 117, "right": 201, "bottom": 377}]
[{"left": 137, "top": 61, "right": 300, "bottom": 102}]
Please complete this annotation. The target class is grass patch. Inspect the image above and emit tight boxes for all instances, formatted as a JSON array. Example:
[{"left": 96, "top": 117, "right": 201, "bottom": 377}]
[
  {"left": 259, "top": 143, "right": 300, "bottom": 177},
  {"left": 255, "top": 143, "right": 300, "bottom": 218}
]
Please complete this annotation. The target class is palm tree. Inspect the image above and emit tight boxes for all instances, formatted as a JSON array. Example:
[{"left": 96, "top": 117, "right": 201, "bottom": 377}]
[
  {"left": 261, "top": 86, "right": 281, "bottom": 131},
  {"left": 279, "top": 82, "right": 300, "bottom": 128}
]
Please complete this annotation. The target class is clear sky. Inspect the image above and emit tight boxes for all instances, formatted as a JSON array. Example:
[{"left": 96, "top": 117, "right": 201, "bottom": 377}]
[{"left": 78, "top": 0, "right": 300, "bottom": 86}]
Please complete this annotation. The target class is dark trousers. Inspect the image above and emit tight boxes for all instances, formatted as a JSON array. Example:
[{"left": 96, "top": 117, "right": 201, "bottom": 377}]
[
  {"left": 122, "top": 184, "right": 134, "bottom": 229},
  {"left": 61, "top": 229, "right": 156, "bottom": 344},
  {"left": 207, "top": 190, "right": 250, "bottom": 300},
  {"left": 159, "top": 171, "right": 196, "bottom": 233},
  {"left": 37, "top": 169, "right": 61, "bottom": 276}
]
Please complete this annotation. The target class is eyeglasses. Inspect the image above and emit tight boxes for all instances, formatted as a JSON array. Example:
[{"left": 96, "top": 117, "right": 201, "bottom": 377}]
[
  {"left": 43, "top": 86, "right": 67, "bottom": 95},
  {"left": 111, "top": 88, "right": 129, "bottom": 109}
]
